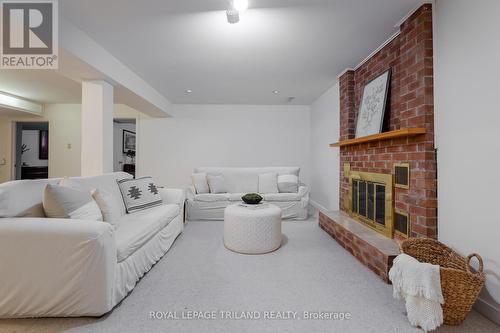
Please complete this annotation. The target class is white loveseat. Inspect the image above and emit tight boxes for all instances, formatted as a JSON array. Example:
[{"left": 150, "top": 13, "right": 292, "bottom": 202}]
[
  {"left": 0, "top": 172, "right": 185, "bottom": 318},
  {"left": 186, "top": 167, "right": 309, "bottom": 221}
]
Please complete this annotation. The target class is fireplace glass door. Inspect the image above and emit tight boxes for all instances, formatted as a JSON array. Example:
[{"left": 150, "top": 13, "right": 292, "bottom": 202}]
[
  {"left": 352, "top": 180, "right": 386, "bottom": 228},
  {"left": 349, "top": 171, "right": 393, "bottom": 238}
]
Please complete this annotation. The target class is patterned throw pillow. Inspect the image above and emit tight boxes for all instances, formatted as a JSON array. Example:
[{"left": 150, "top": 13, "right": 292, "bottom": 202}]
[
  {"left": 117, "top": 177, "right": 163, "bottom": 213},
  {"left": 277, "top": 174, "right": 299, "bottom": 193}
]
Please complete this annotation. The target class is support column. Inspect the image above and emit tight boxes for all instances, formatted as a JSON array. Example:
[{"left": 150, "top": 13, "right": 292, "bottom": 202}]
[{"left": 81, "top": 80, "right": 113, "bottom": 177}]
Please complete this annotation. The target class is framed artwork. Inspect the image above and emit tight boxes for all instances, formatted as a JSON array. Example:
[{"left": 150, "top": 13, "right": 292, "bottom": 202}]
[
  {"left": 123, "top": 130, "right": 136, "bottom": 153},
  {"left": 355, "top": 69, "right": 391, "bottom": 138},
  {"left": 39, "top": 130, "right": 49, "bottom": 160}
]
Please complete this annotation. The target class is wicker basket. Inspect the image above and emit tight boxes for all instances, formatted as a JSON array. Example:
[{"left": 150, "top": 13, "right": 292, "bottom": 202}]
[{"left": 400, "top": 238, "right": 485, "bottom": 325}]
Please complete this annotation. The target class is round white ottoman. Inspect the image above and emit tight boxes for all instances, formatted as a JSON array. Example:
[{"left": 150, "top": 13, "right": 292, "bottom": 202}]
[{"left": 224, "top": 204, "right": 282, "bottom": 254}]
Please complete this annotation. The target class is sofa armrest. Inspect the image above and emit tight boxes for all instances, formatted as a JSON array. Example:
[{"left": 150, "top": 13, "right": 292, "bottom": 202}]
[
  {"left": 298, "top": 185, "right": 310, "bottom": 210},
  {"left": 186, "top": 186, "right": 196, "bottom": 201},
  {"left": 159, "top": 188, "right": 186, "bottom": 206},
  {"left": 0, "top": 218, "right": 116, "bottom": 317},
  {"left": 159, "top": 188, "right": 186, "bottom": 222},
  {"left": 298, "top": 185, "right": 309, "bottom": 198}
]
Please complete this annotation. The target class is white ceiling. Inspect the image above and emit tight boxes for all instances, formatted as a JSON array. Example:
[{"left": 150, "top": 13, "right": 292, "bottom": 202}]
[
  {"left": 61, "top": 0, "right": 421, "bottom": 105},
  {"left": 0, "top": 70, "right": 81, "bottom": 104},
  {"left": 0, "top": 106, "right": 42, "bottom": 118}
]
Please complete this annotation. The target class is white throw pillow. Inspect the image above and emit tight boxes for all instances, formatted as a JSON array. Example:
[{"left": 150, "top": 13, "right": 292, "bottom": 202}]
[
  {"left": 43, "top": 184, "right": 103, "bottom": 221},
  {"left": 207, "top": 174, "right": 227, "bottom": 194},
  {"left": 117, "top": 176, "right": 163, "bottom": 213},
  {"left": 191, "top": 173, "right": 210, "bottom": 194},
  {"left": 258, "top": 172, "right": 279, "bottom": 194},
  {"left": 92, "top": 189, "right": 122, "bottom": 227},
  {"left": 278, "top": 174, "right": 299, "bottom": 193}
]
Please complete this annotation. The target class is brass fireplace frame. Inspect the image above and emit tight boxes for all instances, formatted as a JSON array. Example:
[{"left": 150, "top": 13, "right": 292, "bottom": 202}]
[{"left": 348, "top": 171, "right": 394, "bottom": 238}]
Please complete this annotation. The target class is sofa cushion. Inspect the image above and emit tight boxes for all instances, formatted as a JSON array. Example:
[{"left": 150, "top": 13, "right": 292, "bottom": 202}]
[
  {"left": 194, "top": 193, "right": 230, "bottom": 202},
  {"left": 191, "top": 173, "right": 209, "bottom": 194},
  {"left": 277, "top": 174, "right": 299, "bottom": 193},
  {"left": 115, "top": 204, "right": 179, "bottom": 262},
  {"left": 61, "top": 172, "right": 132, "bottom": 216},
  {"left": 118, "top": 177, "right": 163, "bottom": 213},
  {"left": 43, "top": 184, "right": 103, "bottom": 221},
  {"left": 0, "top": 178, "right": 60, "bottom": 218},
  {"left": 194, "top": 167, "right": 300, "bottom": 193},
  {"left": 263, "top": 193, "right": 302, "bottom": 202},
  {"left": 0, "top": 173, "right": 131, "bottom": 218},
  {"left": 258, "top": 172, "right": 278, "bottom": 194},
  {"left": 228, "top": 193, "right": 246, "bottom": 201},
  {"left": 207, "top": 174, "right": 227, "bottom": 194},
  {"left": 92, "top": 189, "right": 122, "bottom": 227},
  {"left": 0, "top": 179, "right": 60, "bottom": 217}
]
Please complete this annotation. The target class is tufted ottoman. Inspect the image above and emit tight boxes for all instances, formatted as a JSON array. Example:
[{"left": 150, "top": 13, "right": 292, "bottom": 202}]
[{"left": 224, "top": 204, "right": 282, "bottom": 254}]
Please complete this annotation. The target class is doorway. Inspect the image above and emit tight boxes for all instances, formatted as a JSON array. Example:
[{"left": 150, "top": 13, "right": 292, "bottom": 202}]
[
  {"left": 15, "top": 122, "right": 49, "bottom": 180},
  {"left": 114, "top": 118, "right": 136, "bottom": 178}
]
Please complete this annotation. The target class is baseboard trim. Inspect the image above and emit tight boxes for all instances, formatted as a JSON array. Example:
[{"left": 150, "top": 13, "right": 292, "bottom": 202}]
[
  {"left": 474, "top": 297, "right": 500, "bottom": 325},
  {"left": 309, "top": 199, "right": 329, "bottom": 213}
]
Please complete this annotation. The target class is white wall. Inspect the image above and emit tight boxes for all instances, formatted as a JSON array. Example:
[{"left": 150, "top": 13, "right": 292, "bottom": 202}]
[
  {"left": 45, "top": 104, "right": 82, "bottom": 178},
  {"left": 0, "top": 119, "right": 10, "bottom": 182},
  {"left": 0, "top": 104, "right": 145, "bottom": 183},
  {"left": 138, "top": 104, "right": 311, "bottom": 188},
  {"left": 21, "top": 130, "right": 49, "bottom": 167},
  {"left": 113, "top": 122, "right": 136, "bottom": 172},
  {"left": 434, "top": 0, "right": 500, "bottom": 322},
  {"left": 309, "top": 82, "right": 340, "bottom": 211},
  {"left": 0, "top": 104, "right": 81, "bottom": 181}
]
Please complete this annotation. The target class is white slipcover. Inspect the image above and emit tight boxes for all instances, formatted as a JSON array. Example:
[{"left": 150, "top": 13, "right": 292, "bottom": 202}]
[
  {"left": 187, "top": 167, "right": 309, "bottom": 221},
  {"left": 193, "top": 167, "right": 300, "bottom": 193},
  {"left": 0, "top": 178, "right": 60, "bottom": 217},
  {"left": 0, "top": 173, "right": 185, "bottom": 318},
  {"left": 115, "top": 204, "right": 180, "bottom": 262}
]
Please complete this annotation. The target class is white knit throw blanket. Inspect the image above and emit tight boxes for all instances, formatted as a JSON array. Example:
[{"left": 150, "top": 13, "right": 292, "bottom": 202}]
[{"left": 389, "top": 254, "right": 444, "bottom": 332}]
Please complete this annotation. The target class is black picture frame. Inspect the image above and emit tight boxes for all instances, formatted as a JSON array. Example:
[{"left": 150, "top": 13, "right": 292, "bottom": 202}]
[
  {"left": 122, "top": 130, "right": 136, "bottom": 154},
  {"left": 39, "top": 130, "right": 49, "bottom": 160}
]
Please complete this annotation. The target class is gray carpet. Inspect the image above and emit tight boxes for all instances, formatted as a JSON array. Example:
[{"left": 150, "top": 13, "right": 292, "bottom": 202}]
[{"left": 1, "top": 216, "right": 498, "bottom": 333}]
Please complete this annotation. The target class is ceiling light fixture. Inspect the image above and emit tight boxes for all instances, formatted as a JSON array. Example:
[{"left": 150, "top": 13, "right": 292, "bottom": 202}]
[
  {"left": 185, "top": 89, "right": 193, "bottom": 94},
  {"left": 273, "top": 90, "right": 280, "bottom": 94},
  {"left": 233, "top": 0, "right": 249, "bottom": 12},
  {"left": 226, "top": 0, "right": 249, "bottom": 24}
]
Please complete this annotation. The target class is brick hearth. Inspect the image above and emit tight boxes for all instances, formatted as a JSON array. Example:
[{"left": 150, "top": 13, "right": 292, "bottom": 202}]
[
  {"left": 319, "top": 211, "right": 399, "bottom": 283},
  {"left": 322, "top": 4, "right": 437, "bottom": 282}
]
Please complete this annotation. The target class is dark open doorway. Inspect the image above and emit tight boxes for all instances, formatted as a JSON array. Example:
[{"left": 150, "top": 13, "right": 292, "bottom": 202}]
[
  {"left": 114, "top": 118, "right": 136, "bottom": 178},
  {"left": 15, "top": 122, "right": 49, "bottom": 180}
]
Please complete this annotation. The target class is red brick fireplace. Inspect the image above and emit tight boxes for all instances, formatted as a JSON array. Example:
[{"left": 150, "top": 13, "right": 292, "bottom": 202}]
[{"left": 320, "top": 4, "right": 437, "bottom": 282}]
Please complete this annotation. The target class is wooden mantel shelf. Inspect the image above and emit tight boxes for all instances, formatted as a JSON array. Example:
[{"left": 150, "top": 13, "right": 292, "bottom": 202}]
[{"left": 330, "top": 128, "right": 426, "bottom": 148}]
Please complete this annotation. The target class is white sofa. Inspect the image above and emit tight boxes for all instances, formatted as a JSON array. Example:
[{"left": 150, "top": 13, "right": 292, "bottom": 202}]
[
  {"left": 0, "top": 172, "right": 185, "bottom": 318},
  {"left": 186, "top": 167, "right": 309, "bottom": 221}
]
